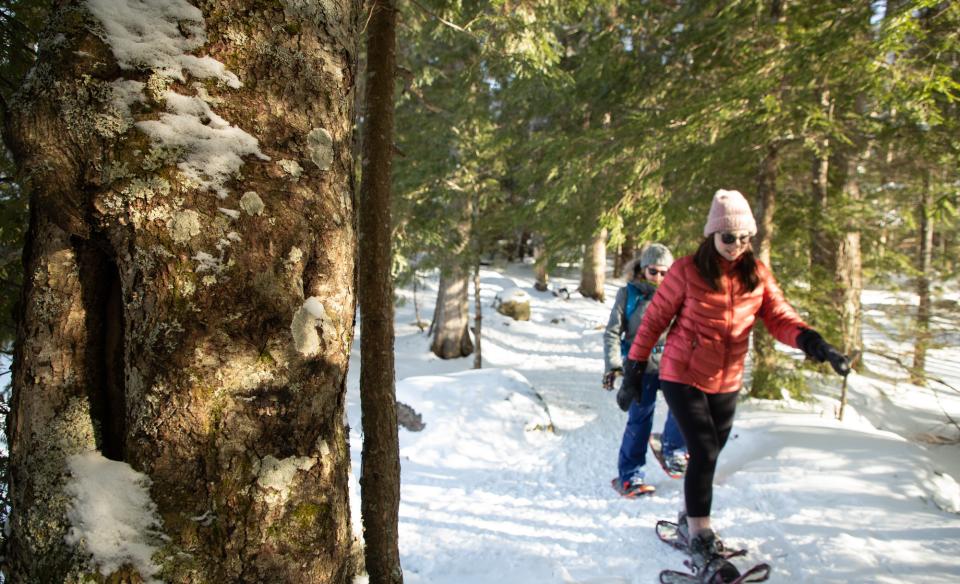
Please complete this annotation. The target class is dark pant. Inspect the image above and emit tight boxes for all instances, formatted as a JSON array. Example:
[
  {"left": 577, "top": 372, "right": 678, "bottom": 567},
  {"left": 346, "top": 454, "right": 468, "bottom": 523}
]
[
  {"left": 618, "top": 372, "right": 686, "bottom": 482},
  {"left": 661, "top": 380, "right": 739, "bottom": 517}
]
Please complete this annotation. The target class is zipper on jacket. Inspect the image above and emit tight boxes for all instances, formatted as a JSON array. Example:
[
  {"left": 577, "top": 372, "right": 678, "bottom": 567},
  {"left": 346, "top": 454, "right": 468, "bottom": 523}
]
[{"left": 723, "top": 273, "right": 734, "bottom": 373}]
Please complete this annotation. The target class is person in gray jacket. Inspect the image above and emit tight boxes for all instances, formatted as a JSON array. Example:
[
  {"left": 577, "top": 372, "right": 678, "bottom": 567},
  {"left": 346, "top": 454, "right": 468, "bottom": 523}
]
[{"left": 603, "top": 243, "right": 687, "bottom": 497}]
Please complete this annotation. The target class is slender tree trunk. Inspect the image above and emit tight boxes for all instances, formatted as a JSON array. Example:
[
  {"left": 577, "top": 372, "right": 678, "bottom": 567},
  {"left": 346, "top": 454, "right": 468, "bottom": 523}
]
[
  {"left": 834, "top": 95, "right": 867, "bottom": 360},
  {"left": 533, "top": 236, "right": 549, "bottom": 292},
  {"left": 619, "top": 232, "right": 637, "bottom": 277},
  {"left": 472, "top": 187, "right": 483, "bottom": 369},
  {"left": 3, "top": 1, "right": 362, "bottom": 581},
  {"left": 473, "top": 257, "right": 482, "bottom": 369},
  {"left": 579, "top": 228, "right": 607, "bottom": 302},
  {"left": 912, "top": 172, "right": 934, "bottom": 385},
  {"left": 750, "top": 144, "right": 780, "bottom": 398},
  {"left": 810, "top": 87, "right": 835, "bottom": 274},
  {"left": 413, "top": 273, "right": 426, "bottom": 331},
  {"left": 358, "top": 1, "right": 402, "bottom": 582},
  {"left": 612, "top": 243, "right": 624, "bottom": 280}
]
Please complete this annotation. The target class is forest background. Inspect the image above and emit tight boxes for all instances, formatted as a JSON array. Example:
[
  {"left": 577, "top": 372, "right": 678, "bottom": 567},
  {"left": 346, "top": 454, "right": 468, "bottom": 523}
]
[{"left": 0, "top": 0, "right": 957, "bottom": 581}]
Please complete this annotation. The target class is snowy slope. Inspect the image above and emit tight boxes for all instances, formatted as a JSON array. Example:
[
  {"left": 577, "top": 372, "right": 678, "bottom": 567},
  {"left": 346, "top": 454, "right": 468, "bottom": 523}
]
[{"left": 346, "top": 262, "right": 960, "bottom": 584}]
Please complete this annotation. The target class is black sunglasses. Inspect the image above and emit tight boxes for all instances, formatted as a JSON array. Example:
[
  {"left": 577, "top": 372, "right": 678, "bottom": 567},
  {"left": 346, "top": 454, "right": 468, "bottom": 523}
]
[
  {"left": 719, "top": 232, "right": 752, "bottom": 245},
  {"left": 646, "top": 267, "right": 668, "bottom": 277}
]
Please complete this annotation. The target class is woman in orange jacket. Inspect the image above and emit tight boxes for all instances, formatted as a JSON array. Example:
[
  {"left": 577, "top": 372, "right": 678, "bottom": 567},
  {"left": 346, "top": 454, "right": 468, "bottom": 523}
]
[{"left": 619, "top": 189, "right": 849, "bottom": 577}]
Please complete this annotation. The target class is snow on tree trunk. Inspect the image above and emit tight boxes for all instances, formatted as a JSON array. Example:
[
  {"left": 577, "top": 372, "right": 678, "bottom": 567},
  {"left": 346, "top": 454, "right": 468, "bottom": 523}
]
[
  {"left": 430, "top": 264, "right": 474, "bottom": 359},
  {"left": 3, "top": 1, "right": 362, "bottom": 581},
  {"left": 579, "top": 228, "right": 606, "bottom": 302}
]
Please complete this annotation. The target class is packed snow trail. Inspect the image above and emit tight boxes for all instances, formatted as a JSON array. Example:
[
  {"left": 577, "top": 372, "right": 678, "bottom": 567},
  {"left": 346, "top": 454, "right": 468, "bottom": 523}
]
[{"left": 346, "top": 263, "right": 960, "bottom": 583}]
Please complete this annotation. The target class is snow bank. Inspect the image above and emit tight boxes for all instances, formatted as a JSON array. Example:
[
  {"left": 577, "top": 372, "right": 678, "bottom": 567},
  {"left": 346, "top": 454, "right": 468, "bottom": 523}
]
[
  {"left": 395, "top": 368, "right": 556, "bottom": 471},
  {"left": 65, "top": 452, "right": 164, "bottom": 582},
  {"left": 346, "top": 267, "right": 960, "bottom": 583}
]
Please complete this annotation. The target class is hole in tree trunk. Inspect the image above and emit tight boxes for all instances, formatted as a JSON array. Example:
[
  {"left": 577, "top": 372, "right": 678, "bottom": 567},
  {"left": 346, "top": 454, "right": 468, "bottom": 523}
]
[{"left": 74, "top": 236, "right": 126, "bottom": 461}]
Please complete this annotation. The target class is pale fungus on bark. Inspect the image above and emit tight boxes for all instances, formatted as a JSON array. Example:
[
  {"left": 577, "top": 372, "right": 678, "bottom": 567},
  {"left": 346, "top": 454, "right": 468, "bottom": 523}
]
[
  {"left": 306, "top": 127, "right": 334, "bottom": 171},
  {"left": 278, "top": 159, "right": 303, "bottom": 179},
  {"left": 168, "top": 209, "right": 202, "bottom": 244},
  {"left": 240, "top": 191, "right": 265, "bottom": 216}
]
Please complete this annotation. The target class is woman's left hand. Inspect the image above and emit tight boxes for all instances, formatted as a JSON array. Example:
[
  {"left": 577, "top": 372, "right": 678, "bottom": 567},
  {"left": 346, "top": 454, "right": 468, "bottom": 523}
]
[{"left": 824, "top": 345, "right": 851, "bottom": 376}]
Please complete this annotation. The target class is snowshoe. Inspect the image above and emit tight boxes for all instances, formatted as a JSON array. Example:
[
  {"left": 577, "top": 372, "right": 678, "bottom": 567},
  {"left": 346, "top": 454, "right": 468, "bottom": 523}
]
[
  {"left": 656, "top": 523, "right": 771, "bottom": 583},
  {"left": 658, "top": 562, "right": 771, "bottom": 584},
  {"left": 610, "top": 477, "right": 655, "bottom": 498},
  {"left": 656, "top": 520, "right": 748, "bottom": 558},
  {"left": 650, "top": 433, "right": 688, "bottom": 479}
]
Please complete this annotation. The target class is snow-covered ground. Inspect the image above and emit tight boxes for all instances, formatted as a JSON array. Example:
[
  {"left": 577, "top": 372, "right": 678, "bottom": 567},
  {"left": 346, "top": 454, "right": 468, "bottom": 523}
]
[{"left": 346, "top": 262, "right": 960, "bottom": 584}]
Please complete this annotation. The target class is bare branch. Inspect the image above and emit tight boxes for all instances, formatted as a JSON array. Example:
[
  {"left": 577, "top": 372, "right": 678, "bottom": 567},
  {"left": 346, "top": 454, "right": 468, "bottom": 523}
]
[{"left": 406, "top": 0, "right": 478, "bottom": 37}]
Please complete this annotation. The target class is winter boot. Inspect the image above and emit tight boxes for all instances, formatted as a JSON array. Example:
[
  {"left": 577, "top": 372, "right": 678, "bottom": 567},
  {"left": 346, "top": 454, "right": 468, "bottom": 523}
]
[
  {"left": 688, "top": 529, "right": 741, "bottom": 583},
  {"left": 611, "top": 476, "right": 655, "bottom": 498},
  {"left": 664, "top": 450, "right": 689, "bottom": 477}
]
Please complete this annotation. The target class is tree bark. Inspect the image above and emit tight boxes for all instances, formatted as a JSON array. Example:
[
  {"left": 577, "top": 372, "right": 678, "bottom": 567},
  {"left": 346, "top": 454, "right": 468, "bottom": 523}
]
[
  {"left": 3, "top": 1, "right": 362, "bottom": 581},
  {"left": 473, "top": 257, "right": 482, "bottom": 370},
  {"left": 810, "top": 87, "right": 836, "bottom": 274},
  {"left": 912, "top": 172, "right": 934, "bottom": 385},
  {"left": 834, "top": 101, "right": 866, "bottom": 360},
  {"left": 532, "top": 235, "right": 549, "bottom": 292},
  {"left": 579, "top": 228, "right": 607, "bottom": 302},
  {"left": 750, "top": 144, "right": 780, "bottom": 398},
  {"left": 358, "top": 0, "right": 402, "bottom": 582},
  {"left": 618, "top": 232, "right": 636, "bottom": 278},
  {"left": 430, "top": 264, "right": 474, "bottom": 359},
  {"left": 430, "top": 190, "right": 473, "bottom": 359}
]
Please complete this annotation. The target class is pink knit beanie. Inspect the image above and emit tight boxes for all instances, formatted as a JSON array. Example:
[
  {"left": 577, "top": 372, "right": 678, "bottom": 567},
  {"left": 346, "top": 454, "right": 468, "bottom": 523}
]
[{"left": 703, "top": 189, "right": 757, "bottom": 237}]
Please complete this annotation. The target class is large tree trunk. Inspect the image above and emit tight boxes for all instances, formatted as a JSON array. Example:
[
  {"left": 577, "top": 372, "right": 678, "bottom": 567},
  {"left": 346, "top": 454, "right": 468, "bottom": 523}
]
[
  {"left": 357, "top": 0, "right": 403, "bottom": 582},
  {"left": 579, "top": 228, "right": 607, "bottom": 302},
  {"left": 912, "top": 172, "right": 934, "bottom": 386},
  {"left": 430, "top": 264, "right": 474, "bottom": 359},
  {"left": 4, "top": 1, "right": 361, "bottom": 582},
  {"left": 430, "top": 192, "right": 473, "bottom": 359}
]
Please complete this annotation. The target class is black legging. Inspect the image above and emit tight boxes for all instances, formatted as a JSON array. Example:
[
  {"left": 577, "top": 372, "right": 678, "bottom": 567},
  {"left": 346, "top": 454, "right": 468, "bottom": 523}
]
[{"left": 661, "top": 380, "right": 740, "bottom": 517}]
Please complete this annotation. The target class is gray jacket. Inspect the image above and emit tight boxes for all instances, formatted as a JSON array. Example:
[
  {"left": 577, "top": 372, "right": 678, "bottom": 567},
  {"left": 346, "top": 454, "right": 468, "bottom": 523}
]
[{"left": 603, "top": 280, "right": 666, "bottom": 374}]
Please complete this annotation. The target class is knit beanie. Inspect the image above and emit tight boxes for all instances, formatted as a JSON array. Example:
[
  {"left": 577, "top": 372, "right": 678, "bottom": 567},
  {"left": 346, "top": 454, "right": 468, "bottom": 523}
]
[
  {"left": 703, "top": 189, "right": 757, "bottom": 238},
  {"left": 640, "top": 243, "right": 674, "bottom": 269}
]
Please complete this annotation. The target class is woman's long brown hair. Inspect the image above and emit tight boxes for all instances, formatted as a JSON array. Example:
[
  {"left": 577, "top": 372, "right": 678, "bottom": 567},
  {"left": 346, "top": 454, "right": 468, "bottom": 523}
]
[{"left": 694, "top": 236, "right": 760, "bottom": 291}]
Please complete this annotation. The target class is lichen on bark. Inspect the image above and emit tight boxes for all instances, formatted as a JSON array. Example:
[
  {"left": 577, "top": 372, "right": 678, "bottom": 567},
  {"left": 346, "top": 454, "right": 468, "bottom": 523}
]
[{"left": 4, "top": 0, "right": 363, "bottom": 581}]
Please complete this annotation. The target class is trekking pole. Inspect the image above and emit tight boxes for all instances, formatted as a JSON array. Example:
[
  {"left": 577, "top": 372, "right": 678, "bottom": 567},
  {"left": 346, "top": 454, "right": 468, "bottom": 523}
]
[{"left": 838, "top": 350, "right": 862, "bottom": 422}]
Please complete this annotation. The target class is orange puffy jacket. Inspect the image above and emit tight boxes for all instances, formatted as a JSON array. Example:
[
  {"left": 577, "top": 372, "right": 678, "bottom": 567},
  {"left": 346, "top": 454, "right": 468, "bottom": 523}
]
[{"left": 627, "top": 255, "right": 808, "bottom": 394}]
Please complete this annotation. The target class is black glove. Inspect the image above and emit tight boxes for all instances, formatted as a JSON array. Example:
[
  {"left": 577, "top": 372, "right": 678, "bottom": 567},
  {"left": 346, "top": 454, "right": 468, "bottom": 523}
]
[
  {"left": 616, "top": 359, "right": 647, "bottom": 411},
  {"left": 796, "top": 329, "right": 851, "bottom": 376},
  {"left": 602, "top": 368, "right": 622, "bottom": 391}
]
